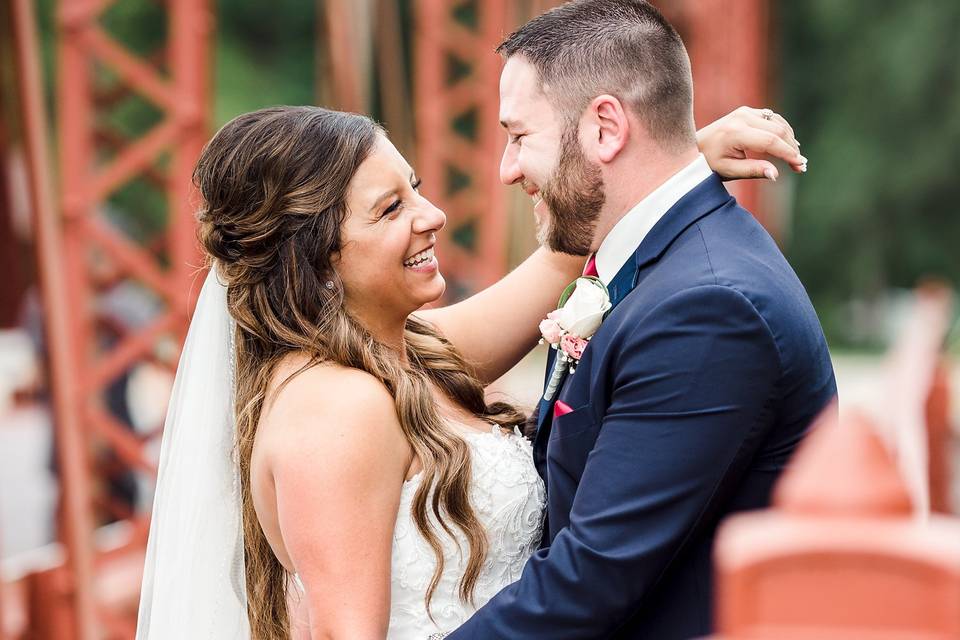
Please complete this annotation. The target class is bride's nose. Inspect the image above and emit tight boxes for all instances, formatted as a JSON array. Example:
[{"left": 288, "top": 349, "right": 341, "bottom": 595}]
[{"left": 412, "top": 198, "right": 446, "bottom": 235}]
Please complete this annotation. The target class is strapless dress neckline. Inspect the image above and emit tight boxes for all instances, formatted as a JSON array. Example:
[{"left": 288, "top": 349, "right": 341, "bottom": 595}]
[{"left": 388, "top": 423, "right": 544, "bottom": 639}]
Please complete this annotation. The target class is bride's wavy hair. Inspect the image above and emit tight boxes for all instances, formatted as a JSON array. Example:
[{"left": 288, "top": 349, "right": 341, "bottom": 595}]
[{"left": 194, "top": 106, "right": 525, "bottom": 639}]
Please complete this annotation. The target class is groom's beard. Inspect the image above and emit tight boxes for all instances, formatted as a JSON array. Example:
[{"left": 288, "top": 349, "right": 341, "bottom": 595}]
[{"left": 539, "top": 128, "right": 605, "bottom": 256}]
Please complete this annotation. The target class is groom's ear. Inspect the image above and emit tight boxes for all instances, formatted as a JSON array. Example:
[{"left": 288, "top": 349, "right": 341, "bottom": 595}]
[{"left": 588, "top": 95, "right": 629, "bottom": 164}]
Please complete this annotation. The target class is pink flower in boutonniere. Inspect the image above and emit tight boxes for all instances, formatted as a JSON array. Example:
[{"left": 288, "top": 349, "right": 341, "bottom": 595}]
[
  {"left": 538, "top": 311, "right": 564, "bottom": 345},
  {"left": 560, "top": 334, "right": 588, "bottom": 361}
]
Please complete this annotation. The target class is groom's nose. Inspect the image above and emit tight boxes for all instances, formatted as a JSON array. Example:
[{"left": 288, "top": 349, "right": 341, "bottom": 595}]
[{"left": 500, "top": 143, "right": 522, "bottom": 186}]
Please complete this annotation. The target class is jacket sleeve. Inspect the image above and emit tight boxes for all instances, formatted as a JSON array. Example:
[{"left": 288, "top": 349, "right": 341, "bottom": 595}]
[{"left": 448, "top": 285, "right": 782, "bottom": 638}]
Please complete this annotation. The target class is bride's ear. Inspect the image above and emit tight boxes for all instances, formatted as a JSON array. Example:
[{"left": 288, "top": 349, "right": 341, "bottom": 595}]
[{"left": 589, "top": 95, "right": 629, "bottom": 164}]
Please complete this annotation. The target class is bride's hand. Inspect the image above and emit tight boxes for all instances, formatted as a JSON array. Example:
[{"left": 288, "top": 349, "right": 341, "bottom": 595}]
[{"left": 697, "top": 106, "right": 807, "bottom": 182}]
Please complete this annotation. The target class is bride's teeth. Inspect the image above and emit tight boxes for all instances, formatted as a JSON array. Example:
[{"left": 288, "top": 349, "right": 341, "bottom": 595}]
[{"left": 404, "top": 247, "right": 434, "bottom": 267}]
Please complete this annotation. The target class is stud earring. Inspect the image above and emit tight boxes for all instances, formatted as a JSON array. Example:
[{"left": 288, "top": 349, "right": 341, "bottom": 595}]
[{"left": 325, "top": 281, "right": 335, "bottom": 290}]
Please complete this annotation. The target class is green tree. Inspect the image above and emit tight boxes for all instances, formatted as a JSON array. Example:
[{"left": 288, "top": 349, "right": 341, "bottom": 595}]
[{"left": 780, "top": 0, "right": 960, "bottom": 344}]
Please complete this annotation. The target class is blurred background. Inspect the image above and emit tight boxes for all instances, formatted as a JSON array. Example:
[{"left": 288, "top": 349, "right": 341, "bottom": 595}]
[{"left": 1, "top": 0, "right": 958, "bottom": 638}]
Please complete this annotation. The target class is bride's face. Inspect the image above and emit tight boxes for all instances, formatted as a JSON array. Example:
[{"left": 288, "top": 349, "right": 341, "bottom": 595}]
[{"left": 336, "top": 135, "right": 447, "bottom": 323}]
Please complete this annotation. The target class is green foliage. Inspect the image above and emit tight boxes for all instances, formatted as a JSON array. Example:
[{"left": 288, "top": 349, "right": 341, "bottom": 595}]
[
  {"left": 780, "top": 0, "right": 960, "bottom": 344},
  {"left": 213, "top": 0, "right": 316, "bottom": 125}
]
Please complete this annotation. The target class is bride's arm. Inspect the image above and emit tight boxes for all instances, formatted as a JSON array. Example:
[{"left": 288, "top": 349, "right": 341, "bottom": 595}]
[
  {"left": 417, "top": 249, "right": 582, "bottom": 385},
  {"left": 262, "top": 365, "right": 412, "bottom": 639},
  {"left": 418, "top": 106, "right": 804, "bottom": 385}
]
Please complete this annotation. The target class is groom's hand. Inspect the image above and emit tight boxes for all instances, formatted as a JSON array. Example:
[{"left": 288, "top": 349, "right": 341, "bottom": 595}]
[{"left": 697, "top": 106, "right": 807, "bottom": 182}]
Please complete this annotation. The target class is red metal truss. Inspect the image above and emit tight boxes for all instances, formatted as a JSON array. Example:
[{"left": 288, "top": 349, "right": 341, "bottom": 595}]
[
  {"left": 414, "top": 0, "right": 510, "bottom": 299},
  {"left": 12, "top": 0, "right": 213, "bottom": 635},
  {"left": 320, "top": 0, "right": 367, "bottom": 114},
  {"left": 11, "top": 0, "right": 99, "bottom": 635}
]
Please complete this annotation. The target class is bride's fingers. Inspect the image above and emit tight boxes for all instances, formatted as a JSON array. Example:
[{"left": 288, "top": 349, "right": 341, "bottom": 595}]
[
  {"left": 714, "top": 157, "right": 779, "bottom": 181},
  {"left": 745, "top": 107, "right": 798, "bottom": 146},
  {"left": 744, "top": 112, "right": 800, "bottom": 155},
  {"left": 771, "top": 112, "right": 797, "bottom": 145},
  {"left": 733, "top": 127, "right": 805, "bottom": 170}
]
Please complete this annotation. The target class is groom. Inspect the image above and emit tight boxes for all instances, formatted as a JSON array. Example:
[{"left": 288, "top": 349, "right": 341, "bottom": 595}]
[{"left": 448, "top": 1, "right": 837, "bottom": 638}]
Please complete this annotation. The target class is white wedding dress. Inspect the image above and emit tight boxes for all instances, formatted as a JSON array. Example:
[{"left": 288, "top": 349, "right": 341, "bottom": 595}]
[
  {"left": 136, "top": 269, "right": 545, "bottom": 639},
  {"left": 387, "top": 425, "right": 546, "bottom": 638}
]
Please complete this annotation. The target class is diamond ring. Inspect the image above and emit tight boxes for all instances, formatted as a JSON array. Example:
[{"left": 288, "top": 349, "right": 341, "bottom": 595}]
[{"left": 761, "top": 108, "right": 775, "bottom": 121}]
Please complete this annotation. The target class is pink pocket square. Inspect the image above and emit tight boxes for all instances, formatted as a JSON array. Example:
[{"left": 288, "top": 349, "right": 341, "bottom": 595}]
[{"left": 553, "top": 400, "right": 573, "bottom": 418}]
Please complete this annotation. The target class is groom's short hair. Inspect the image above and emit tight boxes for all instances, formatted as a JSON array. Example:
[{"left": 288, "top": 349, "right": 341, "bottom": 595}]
[{"left": 497, "top": 0, "right": 696, "bottom": 152}]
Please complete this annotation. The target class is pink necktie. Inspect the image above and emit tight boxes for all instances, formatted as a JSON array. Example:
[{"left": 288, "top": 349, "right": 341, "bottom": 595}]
[{"left": 583, "top": 255, "right": 598, "bottom": 277}]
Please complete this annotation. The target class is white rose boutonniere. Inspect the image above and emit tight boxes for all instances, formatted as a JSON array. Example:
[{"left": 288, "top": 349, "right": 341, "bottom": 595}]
[{"left": 539, "top": 276, "right": 611, "bottom": 400}]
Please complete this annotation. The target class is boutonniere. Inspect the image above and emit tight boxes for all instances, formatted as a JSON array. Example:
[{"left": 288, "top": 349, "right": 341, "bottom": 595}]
[{"left": 539, "top": 276, "right": 611, "bottom": 400}]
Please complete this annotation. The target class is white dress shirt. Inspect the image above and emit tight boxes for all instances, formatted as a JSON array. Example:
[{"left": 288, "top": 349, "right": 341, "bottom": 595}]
[{"left": 593, "top": 154, "right": 714, "bottom": 285}]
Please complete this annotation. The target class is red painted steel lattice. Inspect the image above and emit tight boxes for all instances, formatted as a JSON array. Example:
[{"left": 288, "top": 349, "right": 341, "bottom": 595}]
[
  {"left": 17, "top": 0, "right": 213, "bottom": 636},
  {"left": 414, "top": 0, "right": 510, "bottom": 299}
]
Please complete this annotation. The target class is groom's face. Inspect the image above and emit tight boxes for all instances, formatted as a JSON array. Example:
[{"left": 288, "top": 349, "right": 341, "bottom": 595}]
[{"left": 499, "top": 57, "right": 604, "bottom": 256}]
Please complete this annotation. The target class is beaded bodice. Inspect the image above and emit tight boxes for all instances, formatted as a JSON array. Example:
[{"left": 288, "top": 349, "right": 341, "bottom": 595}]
[{"left": 387, "top": 425, "right": 545, "bottom": 638}]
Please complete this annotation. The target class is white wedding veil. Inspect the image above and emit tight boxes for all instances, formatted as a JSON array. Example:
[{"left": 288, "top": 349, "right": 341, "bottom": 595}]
[{"left": 136, "top": 266, "right": 250, "bottom": 638}]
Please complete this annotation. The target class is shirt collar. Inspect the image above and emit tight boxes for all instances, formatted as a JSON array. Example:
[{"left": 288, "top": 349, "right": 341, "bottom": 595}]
[{"left": 592, "top": 154, "right": 713, "bottom": 284}]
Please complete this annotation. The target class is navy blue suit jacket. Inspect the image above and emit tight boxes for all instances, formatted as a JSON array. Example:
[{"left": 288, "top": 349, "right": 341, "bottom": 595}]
[{"left": 449, "top": 174, "right": 837, "bottom": 639}]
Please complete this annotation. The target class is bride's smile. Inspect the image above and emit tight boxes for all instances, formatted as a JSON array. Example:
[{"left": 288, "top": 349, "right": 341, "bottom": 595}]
[{"left": 336, "top": 135, "right": 447, "bottom": 333}]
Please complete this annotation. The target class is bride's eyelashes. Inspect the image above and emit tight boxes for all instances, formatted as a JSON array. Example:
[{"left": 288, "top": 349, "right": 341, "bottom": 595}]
[
  {"left": 382, "top": 199, "right": 402, "bottom": 218},
  {"left": 380, "top": 177, "right": 424, "bottom": 219}
]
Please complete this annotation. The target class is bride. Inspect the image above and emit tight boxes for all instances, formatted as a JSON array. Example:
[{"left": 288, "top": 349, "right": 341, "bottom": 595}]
[{"left": 136, "top": 105, "right": 800, "bottom": 639}]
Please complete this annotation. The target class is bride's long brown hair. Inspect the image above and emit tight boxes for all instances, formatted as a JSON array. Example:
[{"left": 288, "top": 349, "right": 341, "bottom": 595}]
[{"left": 194, "top": 106, "right": 525, "bottom": 639}]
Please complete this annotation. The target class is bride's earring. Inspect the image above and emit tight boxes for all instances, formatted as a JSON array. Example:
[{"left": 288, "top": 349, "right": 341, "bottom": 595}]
[{"left": 325, "top": 280, "right": 335, "bottom": 290}]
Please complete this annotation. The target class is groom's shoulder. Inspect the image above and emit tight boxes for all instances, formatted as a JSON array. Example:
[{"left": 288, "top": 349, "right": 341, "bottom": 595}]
[
  {"left": 695, "top": 201, "right": 782, "bottom": 262},
  {"left": 685, "top": 202, "right": 830, "bottom": 360},
  {"left": 642, "top": 199, "right": 807, "bottom": 309},
  {"left": 610, "top": 202, "right": 814, "bottom": 339},
  {"left": 693, "top": 203, "right": 812, "bottom": 304}
]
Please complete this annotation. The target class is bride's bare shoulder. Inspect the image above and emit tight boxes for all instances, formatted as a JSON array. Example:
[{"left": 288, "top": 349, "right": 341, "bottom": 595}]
[{"left": 257, "top": 354, "right": 408, "bottom": 461}]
